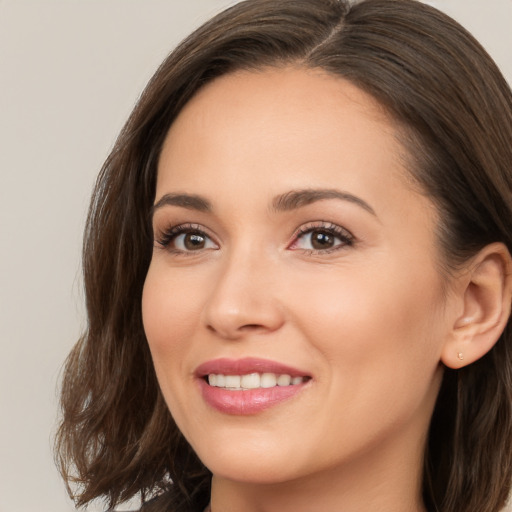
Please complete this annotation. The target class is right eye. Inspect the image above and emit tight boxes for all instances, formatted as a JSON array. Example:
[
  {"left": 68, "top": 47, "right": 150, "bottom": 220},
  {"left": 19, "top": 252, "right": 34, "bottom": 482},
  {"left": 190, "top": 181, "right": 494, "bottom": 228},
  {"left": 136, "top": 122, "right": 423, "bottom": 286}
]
[{"left": 156, "top": 224, "right": 218, "bottom": 254}]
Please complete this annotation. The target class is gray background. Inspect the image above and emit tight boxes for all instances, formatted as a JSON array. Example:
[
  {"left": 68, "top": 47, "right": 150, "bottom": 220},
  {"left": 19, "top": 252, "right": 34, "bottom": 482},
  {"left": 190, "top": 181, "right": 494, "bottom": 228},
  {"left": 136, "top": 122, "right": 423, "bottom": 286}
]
[{"left": 0, "top": 1, "right": 511, "bottom": 511}]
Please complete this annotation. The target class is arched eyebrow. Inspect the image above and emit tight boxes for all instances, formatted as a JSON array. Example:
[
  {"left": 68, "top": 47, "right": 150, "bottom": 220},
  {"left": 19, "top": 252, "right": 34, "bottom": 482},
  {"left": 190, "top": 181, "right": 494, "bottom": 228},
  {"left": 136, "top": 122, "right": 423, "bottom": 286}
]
[
  {"left": 153, "top": 193, "right": 211, "bottom": 213},
  {"left": 271, "top": 189, "right": 376, "bottom": 216},
  {"left": 152, "top": 188, "right": 376, "bottom": 217}
]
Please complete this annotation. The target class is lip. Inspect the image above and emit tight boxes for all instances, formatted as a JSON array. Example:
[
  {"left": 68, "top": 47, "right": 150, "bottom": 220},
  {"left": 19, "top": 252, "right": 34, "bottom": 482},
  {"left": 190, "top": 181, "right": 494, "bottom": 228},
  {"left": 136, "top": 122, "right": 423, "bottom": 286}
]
[
  {"left": 195, "top": 357, "right": 310, "bottom": 378},
  {"left": 195, "top": 357, "right": 311, "bottom": 415}
]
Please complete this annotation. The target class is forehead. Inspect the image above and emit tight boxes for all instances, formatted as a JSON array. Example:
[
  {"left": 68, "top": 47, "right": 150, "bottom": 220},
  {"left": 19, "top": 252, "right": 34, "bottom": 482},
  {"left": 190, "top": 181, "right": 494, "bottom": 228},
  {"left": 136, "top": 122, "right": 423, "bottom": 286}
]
[{"left": 157, "top": 67, "right": 407, "bottom": 198}]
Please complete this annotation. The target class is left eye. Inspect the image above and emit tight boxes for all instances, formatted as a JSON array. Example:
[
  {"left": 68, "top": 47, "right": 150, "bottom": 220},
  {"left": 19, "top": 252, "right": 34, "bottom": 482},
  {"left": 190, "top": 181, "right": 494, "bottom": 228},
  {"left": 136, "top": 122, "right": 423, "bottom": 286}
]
[
  {"left": 291, "top": 225, "right": 353, "bottom": 252},
  {"left": 173, "top": 231, "right": 217, "bottom": 251}
]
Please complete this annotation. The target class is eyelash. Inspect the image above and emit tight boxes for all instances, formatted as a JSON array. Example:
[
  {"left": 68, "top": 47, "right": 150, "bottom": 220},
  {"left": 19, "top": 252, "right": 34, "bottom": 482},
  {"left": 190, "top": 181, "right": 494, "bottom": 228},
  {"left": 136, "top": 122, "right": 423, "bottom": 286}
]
[
  {"left": 290, "top": 222, "right": 354, "bottom": 254},
  {"left": 155, "top": 221, "right": 354, "bottom": 255},
  {"left": 155, "top": 223, "right": 215, "bottom": 254}
]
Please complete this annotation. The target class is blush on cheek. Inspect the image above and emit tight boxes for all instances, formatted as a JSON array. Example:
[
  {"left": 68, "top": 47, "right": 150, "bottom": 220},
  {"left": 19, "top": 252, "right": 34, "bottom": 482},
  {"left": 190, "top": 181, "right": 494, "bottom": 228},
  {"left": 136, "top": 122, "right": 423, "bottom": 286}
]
[
  {"left": 142, "top": 279, "right": 175, "bottom": 366},
  {"left": 142, "top": 271, "right": 198, "bottom": 380}
]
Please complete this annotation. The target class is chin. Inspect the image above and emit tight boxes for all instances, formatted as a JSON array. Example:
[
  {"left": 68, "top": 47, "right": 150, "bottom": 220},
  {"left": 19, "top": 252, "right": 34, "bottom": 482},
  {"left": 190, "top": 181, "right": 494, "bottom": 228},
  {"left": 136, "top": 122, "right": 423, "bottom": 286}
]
[
  {"left": 208, "top": 459, "right": 301, "bottom": 485},
  {"left": 190, "top": 433, "right": 310, "bottom": 485}
]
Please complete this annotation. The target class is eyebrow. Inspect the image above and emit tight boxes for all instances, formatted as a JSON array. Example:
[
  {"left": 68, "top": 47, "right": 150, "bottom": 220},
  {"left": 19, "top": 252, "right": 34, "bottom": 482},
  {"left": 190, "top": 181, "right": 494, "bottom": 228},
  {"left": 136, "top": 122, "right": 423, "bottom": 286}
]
[
  {"left": 153, "top": 193, "right": 212, "bottom": 213},
  {"left": 152, "top": 188, "right": 376, "bottom": 216},
  {"left": 271, "top": 188, "right": 376, "bottom": 216}
]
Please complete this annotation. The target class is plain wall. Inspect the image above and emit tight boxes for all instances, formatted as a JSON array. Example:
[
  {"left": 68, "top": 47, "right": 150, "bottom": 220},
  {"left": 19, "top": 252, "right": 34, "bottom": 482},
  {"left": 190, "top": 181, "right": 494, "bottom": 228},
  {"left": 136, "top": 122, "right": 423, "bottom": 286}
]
[{"left": 0, "top": 1, "right": 510, "bottom": 511}]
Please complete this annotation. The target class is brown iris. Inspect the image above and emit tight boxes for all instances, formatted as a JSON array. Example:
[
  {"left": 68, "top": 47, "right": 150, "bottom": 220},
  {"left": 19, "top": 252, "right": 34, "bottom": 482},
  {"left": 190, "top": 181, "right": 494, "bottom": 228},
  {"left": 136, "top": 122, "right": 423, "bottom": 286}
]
[
  {"left": 184, "top": 232, "right": 207, "bottom": 250},
  {"left": 310, "top": 230, "right": 336, "bottom": 250}
]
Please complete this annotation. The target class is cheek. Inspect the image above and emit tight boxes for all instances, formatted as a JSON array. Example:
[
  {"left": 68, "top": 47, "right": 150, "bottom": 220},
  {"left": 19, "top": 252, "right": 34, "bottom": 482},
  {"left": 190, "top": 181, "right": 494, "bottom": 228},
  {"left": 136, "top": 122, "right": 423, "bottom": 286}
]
[
  {"left": 141, "top": 264, "right": 200, "bottom": 376},
  {"left": 141, "top": 264, "right": 208, "bottom": 438},
  {"left": 285, "top": 262, "right": 446, "bottom": 449},
  {"left": 286, "top": 259, "right": 446, "bottom": 392}
]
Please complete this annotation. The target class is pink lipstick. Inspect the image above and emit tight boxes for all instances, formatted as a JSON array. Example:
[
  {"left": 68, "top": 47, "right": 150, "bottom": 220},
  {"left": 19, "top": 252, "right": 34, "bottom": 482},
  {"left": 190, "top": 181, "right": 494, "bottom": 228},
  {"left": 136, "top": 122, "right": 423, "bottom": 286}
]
[{"left": 195, "top": 357, "right": 311, "bottom": 415}]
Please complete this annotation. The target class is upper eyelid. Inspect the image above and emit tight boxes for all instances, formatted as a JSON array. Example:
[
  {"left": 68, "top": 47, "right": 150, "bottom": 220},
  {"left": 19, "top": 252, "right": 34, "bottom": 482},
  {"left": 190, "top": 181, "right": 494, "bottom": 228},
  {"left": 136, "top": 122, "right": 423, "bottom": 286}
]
[
  {"left": 155, "top": 223, "right": 219, "bottom": 248},
  {"left": 287, "top": 221, "right": 356, "bottom": 252},
  {"left": 292, "top": 221, "right": 354, "bottom": 238},
  {"left": 154, "top": 220, "right": 354, "bottom": 248},
  {"left": 156, "top": 222, "right": 215, "bottom": 237}
]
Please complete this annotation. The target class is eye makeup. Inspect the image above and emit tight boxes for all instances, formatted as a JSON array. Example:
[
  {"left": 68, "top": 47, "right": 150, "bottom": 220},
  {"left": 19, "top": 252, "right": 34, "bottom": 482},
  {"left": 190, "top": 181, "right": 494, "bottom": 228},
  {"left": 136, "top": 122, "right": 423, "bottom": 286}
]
[
  {"left": 154, "top": 219, "right": 355, "bottom": 258},
  {"left": 155, "top": 223, "right": 218, "bottom": 254},
  {"left": 289, "top": 221, "right": 355, "bottom": 255}
]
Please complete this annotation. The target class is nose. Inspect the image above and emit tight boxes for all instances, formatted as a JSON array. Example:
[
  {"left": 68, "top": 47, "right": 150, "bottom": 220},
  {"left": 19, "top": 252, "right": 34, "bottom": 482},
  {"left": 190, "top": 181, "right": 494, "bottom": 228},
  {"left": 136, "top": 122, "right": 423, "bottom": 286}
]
[{"left": 202, "top": 252, "right": 285, "bottom": 340}]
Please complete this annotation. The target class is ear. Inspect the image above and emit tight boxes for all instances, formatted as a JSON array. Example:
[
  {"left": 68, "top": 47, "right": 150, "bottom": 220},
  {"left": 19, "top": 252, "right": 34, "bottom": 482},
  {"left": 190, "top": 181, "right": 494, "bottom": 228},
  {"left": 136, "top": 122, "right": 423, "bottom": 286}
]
[{"left": 441, "top": 242, "right": 512, "bottom": 369}]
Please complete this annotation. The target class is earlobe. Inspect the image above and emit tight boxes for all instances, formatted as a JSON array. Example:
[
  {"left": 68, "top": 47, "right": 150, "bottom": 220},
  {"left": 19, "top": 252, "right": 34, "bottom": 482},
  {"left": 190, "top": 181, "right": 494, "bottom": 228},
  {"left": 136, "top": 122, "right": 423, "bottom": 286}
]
[{"left": 441, "top": 243, "right": 512, "bottom": 370}]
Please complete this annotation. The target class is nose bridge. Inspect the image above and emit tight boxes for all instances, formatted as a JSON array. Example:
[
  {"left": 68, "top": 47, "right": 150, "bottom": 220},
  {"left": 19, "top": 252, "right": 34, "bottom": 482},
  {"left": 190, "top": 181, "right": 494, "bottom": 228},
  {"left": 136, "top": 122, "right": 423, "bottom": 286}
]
[{"left": 202, "top": 243, "right": 283, "bottom": 339}]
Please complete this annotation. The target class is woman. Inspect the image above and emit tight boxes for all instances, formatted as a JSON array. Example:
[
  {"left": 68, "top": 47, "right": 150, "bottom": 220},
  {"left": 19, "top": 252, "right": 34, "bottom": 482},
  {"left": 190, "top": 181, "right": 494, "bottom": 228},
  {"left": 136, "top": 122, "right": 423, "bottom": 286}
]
[{"left": 56, "top": 0, "right": 512, "bottom": 511}]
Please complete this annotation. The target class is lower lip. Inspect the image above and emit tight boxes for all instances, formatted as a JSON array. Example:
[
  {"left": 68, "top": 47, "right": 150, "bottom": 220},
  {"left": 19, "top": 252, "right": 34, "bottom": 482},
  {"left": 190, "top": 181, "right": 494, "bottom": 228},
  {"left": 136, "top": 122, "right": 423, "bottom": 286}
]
[{"left": 198, "top": 378, "right": 307, "bottom": 415}]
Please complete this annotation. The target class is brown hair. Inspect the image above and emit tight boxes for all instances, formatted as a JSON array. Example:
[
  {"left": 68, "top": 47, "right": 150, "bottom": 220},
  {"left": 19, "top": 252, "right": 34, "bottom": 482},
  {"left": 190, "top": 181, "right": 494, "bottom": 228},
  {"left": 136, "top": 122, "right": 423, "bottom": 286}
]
[{"left": 55, "top": 1, "right": 512, "bottom": 511}]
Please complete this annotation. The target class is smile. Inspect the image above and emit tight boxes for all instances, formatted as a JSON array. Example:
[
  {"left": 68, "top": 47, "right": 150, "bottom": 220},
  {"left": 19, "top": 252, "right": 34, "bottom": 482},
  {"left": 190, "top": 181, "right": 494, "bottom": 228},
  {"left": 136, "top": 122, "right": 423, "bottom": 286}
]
[
  {"left": 196, "top": 358, "right": 311, "bottom": 414},
  {"left": 207, "top": 373, "right": 307, "bottom": 390}
]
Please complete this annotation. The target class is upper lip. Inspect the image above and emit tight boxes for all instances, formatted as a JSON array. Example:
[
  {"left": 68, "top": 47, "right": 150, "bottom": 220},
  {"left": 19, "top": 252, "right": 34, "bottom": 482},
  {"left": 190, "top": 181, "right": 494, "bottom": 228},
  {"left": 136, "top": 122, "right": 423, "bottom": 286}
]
[{"left": 195, "top": 357, "right": 310, "bottom": 378}]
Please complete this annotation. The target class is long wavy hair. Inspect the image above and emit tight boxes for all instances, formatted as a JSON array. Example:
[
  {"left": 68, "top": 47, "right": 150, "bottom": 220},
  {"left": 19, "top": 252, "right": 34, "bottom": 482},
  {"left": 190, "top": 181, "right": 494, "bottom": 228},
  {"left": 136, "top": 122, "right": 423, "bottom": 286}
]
[{"left": 55, "top": 1, "right": 512, "bottom": 511}]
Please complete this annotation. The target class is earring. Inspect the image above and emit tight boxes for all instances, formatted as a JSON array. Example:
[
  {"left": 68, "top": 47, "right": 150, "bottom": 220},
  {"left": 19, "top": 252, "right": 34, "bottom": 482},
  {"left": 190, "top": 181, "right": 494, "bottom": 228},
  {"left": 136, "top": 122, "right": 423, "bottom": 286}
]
[{"left": 457, "top": 352, "right": 464, "bottom": 361}]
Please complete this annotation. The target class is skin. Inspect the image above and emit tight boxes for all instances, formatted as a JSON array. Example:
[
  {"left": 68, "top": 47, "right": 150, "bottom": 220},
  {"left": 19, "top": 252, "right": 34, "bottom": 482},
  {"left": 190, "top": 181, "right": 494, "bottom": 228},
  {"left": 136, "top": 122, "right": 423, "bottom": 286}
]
[{"left": 142, "top": 67, "right": 466, "bottom": 512}]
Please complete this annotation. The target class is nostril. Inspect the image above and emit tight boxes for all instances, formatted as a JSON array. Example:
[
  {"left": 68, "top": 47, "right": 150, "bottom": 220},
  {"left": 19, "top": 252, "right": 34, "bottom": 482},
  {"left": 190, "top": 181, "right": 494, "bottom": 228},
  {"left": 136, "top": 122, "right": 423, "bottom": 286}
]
[
  {"left": 240, "top": 324, "right": 264, "bottom": 331},
  {"left": 206, "top": 322, "right": 267, "bottom": 339},
  {"left": 203, "top": 297, "right": 285, "bottom": 339}
]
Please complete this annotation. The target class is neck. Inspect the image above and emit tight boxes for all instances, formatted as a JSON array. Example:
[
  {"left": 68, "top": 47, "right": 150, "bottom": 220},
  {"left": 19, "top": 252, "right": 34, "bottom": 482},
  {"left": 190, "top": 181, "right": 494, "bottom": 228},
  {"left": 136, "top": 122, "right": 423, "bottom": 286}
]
[
  {"left": 211, "top": 471, "right": 426, "bottom": 512},
  {"left": 209, "top": 419, "right": 429, "bottom": 512}
]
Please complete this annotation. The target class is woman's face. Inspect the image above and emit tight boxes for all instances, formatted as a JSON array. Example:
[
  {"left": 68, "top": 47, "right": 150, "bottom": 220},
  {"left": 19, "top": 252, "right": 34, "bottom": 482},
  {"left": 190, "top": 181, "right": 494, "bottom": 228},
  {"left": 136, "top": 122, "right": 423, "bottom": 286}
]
[{"left": 142, "top": 68, "right": 453, "bottom": 486}]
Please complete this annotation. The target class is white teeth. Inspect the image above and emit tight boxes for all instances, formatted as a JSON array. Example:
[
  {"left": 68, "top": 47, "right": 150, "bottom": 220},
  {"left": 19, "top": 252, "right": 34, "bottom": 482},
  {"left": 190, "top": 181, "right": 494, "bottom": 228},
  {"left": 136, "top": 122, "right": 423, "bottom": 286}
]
[
  {"left": 277, "top": 374, "right": 291, "bottom": 386},
  {"left": 224, "top": 375, "right": 241, "bottom": 388},
  {"left": 207, "top": 372, "right": 306, "bottom": 390},
  {"left": 260, "top": 373, "right": 277, "bottom": 388},
  {"left": 241, "top": 373, "right": 260, "bottom": 389}
]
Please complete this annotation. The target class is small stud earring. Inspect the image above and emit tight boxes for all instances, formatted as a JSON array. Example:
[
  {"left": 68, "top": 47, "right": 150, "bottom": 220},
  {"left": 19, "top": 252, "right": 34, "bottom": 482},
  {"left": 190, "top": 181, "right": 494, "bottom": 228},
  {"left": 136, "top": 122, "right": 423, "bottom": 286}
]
[{"left": 457, "top": 352, "right": 464, "bottom": 361}]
